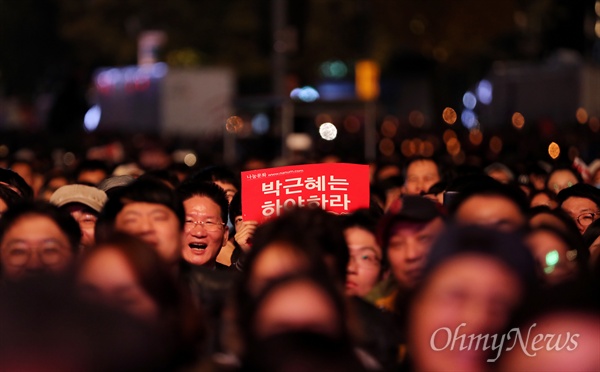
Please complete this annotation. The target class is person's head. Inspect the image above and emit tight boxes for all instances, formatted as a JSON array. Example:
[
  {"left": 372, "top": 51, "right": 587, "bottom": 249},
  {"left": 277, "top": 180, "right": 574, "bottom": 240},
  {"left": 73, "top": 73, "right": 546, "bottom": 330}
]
[
  {"left": 528, "top": 206, "right": 581, "bottom": 236},
  {"left": 341, "top": 209, "right": 385, "bottom": 297},
  {"left": 378, "top": 196, "right": 445, "bottom": 289},
  {"left": 96, "top": 178, "right": 184, "bottom": 267},
  {"left": 75, "top": 160, "right": 110, "bottom": 186},
  {"left": 547, "top": 167, "right": 580, "bottom": 195},
  {"left": 0, "top": 184, "right": 23, "bottom": 218},
  {"left": 186, "top": 165, "right": 240, "bottom": 203},
  {"left": 240, "top": 207, "right": 348, "bottom": 296},
  {"left": 403, "top": 158, "right": 441, "bottom": 196},
  {"left": 582, "top": 218, "right": 600, "bottom": 257},
  {"left": 9, "top": 160, "right": 35, "bottom": 188},
  {"left": 556, "top": 183, "right": 600, "bottom": 234},
  {"left": 176, "top": 180, "right": 229, "bottom": 268},
  {"left": 529, "top": 189, "right": 557, "bottom": 209},
  {"left": 526, "top": 225, "right": 581, "bottom": 286},
  {"left": 407, "top": 225, "right": 536, "bottom": 372},
  {"left": 239, "top": 273, "right": 349, "bottom": 350},
  {"left": 0, "top": 201, "right": 80, "bottom": 281},
  {"left": 50, "top": 184, "right": 108, "bottom": 251},
  {"left": 0, "top": 168, "right": 33, "bottom": 200},
  {"left": 484, "top": 162, "right": 514, "bottom": 184},
  {"left": 448, "top": 177, "right": 529, "bottom": 232}
]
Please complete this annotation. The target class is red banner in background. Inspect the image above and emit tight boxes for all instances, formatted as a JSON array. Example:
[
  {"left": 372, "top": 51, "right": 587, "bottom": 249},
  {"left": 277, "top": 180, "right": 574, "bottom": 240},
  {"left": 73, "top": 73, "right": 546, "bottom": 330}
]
[{"left": 242, "top": 163, "right": 370, "bottom": 223}]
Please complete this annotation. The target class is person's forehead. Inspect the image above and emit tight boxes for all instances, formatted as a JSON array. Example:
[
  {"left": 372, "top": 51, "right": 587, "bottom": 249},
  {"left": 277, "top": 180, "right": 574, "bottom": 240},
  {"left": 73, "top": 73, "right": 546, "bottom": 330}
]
[
  {"left": 563, "top": 196, "right": 598, "bottom": 209},
  {"left": 184, "top": 195, "right": 222, "bottom": 213},
  {"left": 549, "top": 170, "right": 577, "bottom": 182},
  {"left": 407, "top": 160, "right": 438, "bottom": 174},
  {"left": 119, "top": 202, "right": 174, "bottom": 215}
]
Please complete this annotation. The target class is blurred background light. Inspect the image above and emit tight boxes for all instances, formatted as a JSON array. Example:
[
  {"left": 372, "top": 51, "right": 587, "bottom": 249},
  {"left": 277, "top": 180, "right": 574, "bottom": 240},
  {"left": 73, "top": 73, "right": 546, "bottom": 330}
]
[
  {"left": 476, "top": 80, "right": 493, "bottom": 105},
  {"left": 461, "top": 109, "right": 477, "bottom": 129},
  {"left": 84, "top": 105, "right": 101, "bottom": 132},
  {"left": 462, "top": 91, "right": 477, "bottom": 110},
  {"left": 442, "top": 107, "right": 457, "bottom": 124},
  {"left": 319, "top": 122, "right": 337, "bottom": 140},
  {"left": 251, "top": 113, "right": 270, "bottom": 134}
]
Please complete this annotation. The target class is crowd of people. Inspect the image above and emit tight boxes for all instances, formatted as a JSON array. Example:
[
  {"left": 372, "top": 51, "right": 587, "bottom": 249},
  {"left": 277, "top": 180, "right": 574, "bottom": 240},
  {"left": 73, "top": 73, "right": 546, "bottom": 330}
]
[{"left": 0, "top": 150, "right": 599, "bottom": 371}]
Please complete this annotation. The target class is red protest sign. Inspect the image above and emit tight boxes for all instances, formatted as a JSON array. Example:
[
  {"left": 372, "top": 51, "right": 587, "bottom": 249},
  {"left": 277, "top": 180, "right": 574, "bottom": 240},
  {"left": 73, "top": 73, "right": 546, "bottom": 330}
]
[{"left": 241, "top": 163, "right": 370, "bottom": 222}]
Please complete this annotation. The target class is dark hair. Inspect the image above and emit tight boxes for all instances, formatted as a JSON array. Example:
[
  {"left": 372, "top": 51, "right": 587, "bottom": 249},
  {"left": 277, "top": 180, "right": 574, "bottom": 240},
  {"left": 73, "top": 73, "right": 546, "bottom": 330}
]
[
  {"left": 176, "top": 180, "right": 229, "bottom": 224},
  {"left": 0, "top": 168, "right": 33, "bottom": 200},
  {"left": 0, "top": 184, "right": 24, "bottom": 213},
  {"left": 446, "top": 176, "right": 530, "bottom": 218},
  {"left": 186, "top": 165, "right": 240, "bottom": 191},
  {"left": 340, "top": 208, "right": 387, "bottom": 272},
  {"left": 402, "top": 157, "right": 440, "bottom": 181},
  {"left": 75, "top": 160, "right": 110, "bottom": 178},
  {"left": 556, "top": 183, "right": 600, "bottom": 209},
  {"left": 139, "top": 171, "right": 181, "bottom": 189},
  {"left": 96, "top": 177, "right": 185, "bottom": 242},
  {"left": 82, "top": 232, "right": 203, "bottom": 362},
  {"left": 246, "top": 207, "right": 349, "bottom": 284},
  {"left": 528, "top": 223, "right": 588, "bottom": 277},
  {"left": 419, "top": 225, "right": 537, "bottom": 294},
  {"left": 528, "top": 205, "right": 582, "bottom": 238},
  {"left": 583, "top": 218, "right": 600, "bottom": 252},
  {"left": 0, "top": 201, "right": 81, "bottom": 254},
  {"left": 229, "top": 190, "right": 242, "bottom": 223}
]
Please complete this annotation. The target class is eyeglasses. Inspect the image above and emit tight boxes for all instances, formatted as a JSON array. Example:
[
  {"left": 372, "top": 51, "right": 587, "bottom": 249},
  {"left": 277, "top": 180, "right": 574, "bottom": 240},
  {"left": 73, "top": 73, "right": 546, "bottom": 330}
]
[
  {"left": 349, "top": 248, "right": 381, "bottom": 269},
  {"left": 576, "top": 212, "right": 599, "bottom": 227},
  {"left": 184, "top": 219, "right": 225, "bottom": 232},
  {"left": 2, "top": 242, "right": 69, "bottom": 267}
]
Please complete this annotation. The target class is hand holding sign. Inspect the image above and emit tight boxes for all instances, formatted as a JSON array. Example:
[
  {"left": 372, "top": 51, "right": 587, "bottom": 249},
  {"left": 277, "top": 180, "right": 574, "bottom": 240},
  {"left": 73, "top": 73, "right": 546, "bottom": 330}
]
[{"left": 234, "top": 220, "right": 258, "bottom": 253}]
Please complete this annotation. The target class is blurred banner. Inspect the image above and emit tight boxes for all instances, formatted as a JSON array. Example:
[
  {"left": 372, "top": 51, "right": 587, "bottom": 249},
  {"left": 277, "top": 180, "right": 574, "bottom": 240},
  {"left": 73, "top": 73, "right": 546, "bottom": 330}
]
[{"left": 242, "top": 163, "right": 370, "bottom": 222}]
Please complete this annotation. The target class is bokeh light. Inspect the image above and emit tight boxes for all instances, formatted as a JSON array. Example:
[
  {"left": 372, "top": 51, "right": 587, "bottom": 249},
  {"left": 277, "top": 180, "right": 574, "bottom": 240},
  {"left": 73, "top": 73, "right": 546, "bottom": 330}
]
[
  {"left": 443, "top": 129, "right": 457, "bottom": 143},
  {"left": 446, "top": 137, "right": 461, "bottom": 156},
  {"left": 576, "top": 108, "right": 588, "bottom": 124},
  {"left": 225, "top": 116, "right": 244, "bottom": 133},
  {"left": 84, "top": 105, "right": 101, "bottom": 132},
  {"left": 548, "top": 142, "right": 560, "bottom": 159},
  {"left": 590, "top": 117, "right": 600, "bottom": 132},
  {"left": 381, "top": 119, "right": 398, "bottom": 138},
  {"left": 421, "top": 141, "right": 435, "bottom": 157},
  {"left": 452, "top": 151, "right": 466, "bottom": 165},
  {"left": 462, "top": 92, "right": 477, "bottom": 110},
  {"left": 251, "top": 113, "right": 270, "bottom": 134},
  {"left": 511, "top": 112, "right": 525, "bottom": 129},
  {"left": 442, "top": 107, "right": 457, "bottom": 125},
  {"left": 408, "top": 110, "right": 425, "bottom": 128},
  {"left": 476, "top": 80, "right": 493, "bottom": 105},
  {"left": 343, "top": 116, "right": 361, "bottom": 133},
  {"left": 469, "top": 129, "right": 483, "bottom": 146},
  {"left": 184, "top": 153, "right": 197, "bottom": 167},
  {"left": 401, "top": 139, "right": 414, "bottom": 157},
  {"left": 319, "top": 122, "right": 338, "bottom": 141},
  {"left": 379, "top": 138, "right": 395, "bottom": 157},
  {"left": 490, "top": 136, "right": 503, "bottom": 154},
  {"left": 461, "top": 110, "right": 477, "bottom": 129}
]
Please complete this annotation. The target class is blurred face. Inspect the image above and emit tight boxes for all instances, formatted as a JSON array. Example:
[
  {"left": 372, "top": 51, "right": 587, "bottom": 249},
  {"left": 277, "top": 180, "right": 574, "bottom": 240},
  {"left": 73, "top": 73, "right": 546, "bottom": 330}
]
[
  {"left": 77, "top": 247, "right": 159, "bottom": 323},
  {"left": 253, "top": 280, "right": 340, "bottom": 339},
  {"left": 11, "top": 163, "right": 33, "bottom": 187},
  {"left": 547, "top": 170, "right": 578, "bottom": 195},
  {"left": 249, "top": 243, "right": 310, "bottom": 296},
  {"left": 65, "top": 204, "right": 98, "bottom": 251},
  {"left": 1, "top": 215, "right": 74, "bottom": 280},
  {"left": 115, "top": 203, "right": 182, "bottom": 266},
  {"left": 387, "top": 218, "right": 444, "bottom": 288},
  {"left": 487, "top": 170, "right": 512, "bottom": 184},
  {"left": 561, "top": 196, "right": 599, "bottom": 234},
  {"left": 404, "top": 160, "right": 440, "bottom": 195},
  {"left": 77, "top": 169, "right": 107, "bottom": 186},
  {"left": 530, "top": 192, "right": 556, "bottom": 209},
  {"left": 526, "top": 230, "right": 577, "bottom": 286},
  {"left": 344, "top": 227, "right": 383, "bottom": 297},
  {"left": 455, "top": 195, "right": 525, "bottom": 232},
  {"left": 182, "top": 196, "right": 229, "bottom": 267},
  {"left": 409, "top": 255, "right": 522, "bottom": 372}
]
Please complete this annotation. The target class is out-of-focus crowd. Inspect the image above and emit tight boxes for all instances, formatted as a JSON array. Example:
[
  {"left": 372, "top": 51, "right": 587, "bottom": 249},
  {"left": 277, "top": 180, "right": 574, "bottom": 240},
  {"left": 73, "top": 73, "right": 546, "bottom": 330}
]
[{"left": 0, "top": 149, "right": 599, "bottom": 371}]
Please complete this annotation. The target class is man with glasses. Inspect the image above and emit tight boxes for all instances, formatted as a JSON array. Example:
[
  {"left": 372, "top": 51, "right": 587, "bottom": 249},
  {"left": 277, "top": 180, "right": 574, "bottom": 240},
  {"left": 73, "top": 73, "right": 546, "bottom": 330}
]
[
  {"left": 557, "top": 183, "right": 600, "bottom": 234},
  {"left": 177, "top": 181, "right": 230, "bottom": 269}
]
